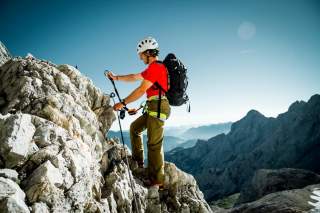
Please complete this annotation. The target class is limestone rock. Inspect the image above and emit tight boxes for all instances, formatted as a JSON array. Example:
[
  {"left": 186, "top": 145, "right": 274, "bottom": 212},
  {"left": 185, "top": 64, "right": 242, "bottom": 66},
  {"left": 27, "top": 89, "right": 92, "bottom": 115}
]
[
  {"left": 0, "top": 42, "right": 211, "bottom": 213},
  {"left": 0, "top": 113, "right": 36, "bottom": 168},
  {"left": 0, "top": 177, "right": 29, "bottom": 213},
  {"left": 0, "top": 177, "right": 25, "bottom": 200},
  {"left": 31, "top": 202, "right": 50, "bottom": 213},
  {"left": 0, "top": 41, "right": 11, "bottom": 66},
  {"left": 237, "top": 168, "right": 320, "bottom": 204},
  {"left": 0, "top": 196, "right": 30, "bottom": 213},
  {"left": 230, "top": 184, "right": 320, "bottom": 213},
  {"left": 0, "top": 169, "right": 19, "bottom": 183},
  {"left": 25, "top": 161, "right": 64, "bottom": 203},
  {"left": 0, "top": 45, "right": 211, "bottom": 212}
]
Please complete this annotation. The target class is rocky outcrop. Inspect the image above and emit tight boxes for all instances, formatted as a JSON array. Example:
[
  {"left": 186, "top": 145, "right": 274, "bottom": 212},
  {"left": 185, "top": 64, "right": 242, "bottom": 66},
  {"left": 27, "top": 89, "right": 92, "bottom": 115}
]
[
  {"left": 0, "top": 169, "right": 19, "bottom": 183},
  {"left": 0, "top": 42, "right": 211, "bottom": 212},
  {"left": 229, "top": 184, "right": 320, "bottom": 213},
  {"left": 0, "top": 177, "right": 29, "bottom": 213},
  {"left": 0, "top": 41, "right": 11, "bottom": 66},
  {"left": 166, "top": 94, "right": 320, "bottom": 201},
  {"left": 237, "top": 168, "right": 320, "bottom": 204},
  {"left": 103, "top": 143, "right": 211, "bottom": 213}
]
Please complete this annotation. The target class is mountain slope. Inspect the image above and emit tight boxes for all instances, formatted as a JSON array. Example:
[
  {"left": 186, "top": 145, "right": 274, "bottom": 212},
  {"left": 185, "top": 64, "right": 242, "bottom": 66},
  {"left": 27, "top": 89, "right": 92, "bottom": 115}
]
[{"left": 166, "top": 94, "right": 320, "bottom": 201}]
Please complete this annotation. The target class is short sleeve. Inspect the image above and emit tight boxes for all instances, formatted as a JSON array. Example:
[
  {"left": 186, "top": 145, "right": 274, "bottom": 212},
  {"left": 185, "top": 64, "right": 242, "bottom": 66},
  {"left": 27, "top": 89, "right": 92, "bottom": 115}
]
[{"left": 141, "top": 63, "right": 158, "bottom": 83}]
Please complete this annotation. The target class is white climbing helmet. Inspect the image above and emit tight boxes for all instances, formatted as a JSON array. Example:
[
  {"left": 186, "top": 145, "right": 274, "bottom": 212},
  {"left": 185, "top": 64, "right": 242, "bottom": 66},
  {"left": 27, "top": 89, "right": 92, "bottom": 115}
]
[{"left": 136, "top": 36, "right": 159, "bottom": 54}]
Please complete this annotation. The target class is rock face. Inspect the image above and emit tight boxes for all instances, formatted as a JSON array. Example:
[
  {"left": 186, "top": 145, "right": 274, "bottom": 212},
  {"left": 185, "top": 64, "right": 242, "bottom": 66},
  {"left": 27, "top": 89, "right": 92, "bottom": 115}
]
[
  {"left": 0, "top": 177, "right": 30, "bottom": 213},
  {"left": 237, "top": 168, "right": 320, "bottom": 204},
  {"left": 229, "top": 184, "right": 320, "bottom": 213},
  {"left": 103, "top": 145, "right": 211, "bottom": 213},
  {"left": 166, "top": 95, "right": 320, "bottom": 201},
  {"left": 0, "top": 42, "right": 211, "bottom": 212},
  {"left": 0, "top": 41, "right": 11, "bottom": 66}
]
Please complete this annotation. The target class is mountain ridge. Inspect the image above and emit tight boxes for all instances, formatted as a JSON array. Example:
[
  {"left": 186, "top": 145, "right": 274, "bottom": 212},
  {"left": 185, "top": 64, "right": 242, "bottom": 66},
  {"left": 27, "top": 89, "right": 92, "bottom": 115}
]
[{"left": 166, "top": 93, "right": 320, "bottom": 202}]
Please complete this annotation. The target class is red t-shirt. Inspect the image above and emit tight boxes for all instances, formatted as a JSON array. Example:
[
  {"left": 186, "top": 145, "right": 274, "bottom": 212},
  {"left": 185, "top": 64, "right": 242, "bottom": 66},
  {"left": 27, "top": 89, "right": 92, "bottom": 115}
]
[{"left": 141, "top": 61, "right": 168, "bottom": 98}]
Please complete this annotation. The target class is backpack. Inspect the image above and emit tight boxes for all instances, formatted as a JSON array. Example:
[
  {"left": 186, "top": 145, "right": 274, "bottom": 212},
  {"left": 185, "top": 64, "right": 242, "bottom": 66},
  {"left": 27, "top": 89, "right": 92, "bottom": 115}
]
[
  {"left": 163, "top": 53, "right": 189, "bottom": 106},
  {"left": 154, "top": 53, "right": 190, "bottom": 118}
]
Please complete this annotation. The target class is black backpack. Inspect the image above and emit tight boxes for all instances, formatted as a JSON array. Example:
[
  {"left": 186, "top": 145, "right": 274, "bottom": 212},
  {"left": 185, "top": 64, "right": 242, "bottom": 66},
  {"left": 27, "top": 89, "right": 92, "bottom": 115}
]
[
  {"left": 163, "top": 53, "right": 189, "bottom": 106},
  {"left": 154, "top": 53, "right": 190, "bottom": 118}
]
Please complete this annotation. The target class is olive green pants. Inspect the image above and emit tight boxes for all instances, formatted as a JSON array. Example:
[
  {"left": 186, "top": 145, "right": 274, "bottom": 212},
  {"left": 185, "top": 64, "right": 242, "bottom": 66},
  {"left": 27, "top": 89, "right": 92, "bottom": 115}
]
[{"left": 130, "top": 99, "right": 171, "bottom": 183}]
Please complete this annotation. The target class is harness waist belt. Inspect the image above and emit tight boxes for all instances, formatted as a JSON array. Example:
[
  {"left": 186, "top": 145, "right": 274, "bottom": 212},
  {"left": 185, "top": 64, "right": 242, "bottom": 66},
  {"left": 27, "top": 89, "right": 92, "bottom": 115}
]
[{"left": 147, "top": 111, "right": 167, "bottom": 121}]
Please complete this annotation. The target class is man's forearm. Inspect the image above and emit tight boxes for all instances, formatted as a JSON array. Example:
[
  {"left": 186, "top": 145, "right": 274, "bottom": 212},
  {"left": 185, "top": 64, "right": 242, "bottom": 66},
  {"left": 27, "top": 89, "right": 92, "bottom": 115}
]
[
  {"left": 124, "top": 87, "right": 145, "bottom": 104},
  {"left": 117, "top": 74, "right": 139, "bottom": 82}
]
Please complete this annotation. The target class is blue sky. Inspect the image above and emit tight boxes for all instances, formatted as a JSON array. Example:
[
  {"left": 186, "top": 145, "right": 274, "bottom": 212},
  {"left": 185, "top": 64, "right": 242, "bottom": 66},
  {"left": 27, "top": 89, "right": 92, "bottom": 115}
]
[{"left": 1, "top": 0, "right": 320, "bottom": 130}]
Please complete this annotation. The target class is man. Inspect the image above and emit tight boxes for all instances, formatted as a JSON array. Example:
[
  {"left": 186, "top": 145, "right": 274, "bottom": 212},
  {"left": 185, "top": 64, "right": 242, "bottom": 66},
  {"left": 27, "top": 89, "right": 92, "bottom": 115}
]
[{"left": 106, "top": 36, "right": 170, "bottom": 189}]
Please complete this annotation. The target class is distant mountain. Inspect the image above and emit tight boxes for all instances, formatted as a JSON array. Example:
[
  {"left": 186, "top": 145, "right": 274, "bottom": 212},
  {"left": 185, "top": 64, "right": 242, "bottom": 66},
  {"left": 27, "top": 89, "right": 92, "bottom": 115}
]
[
  {"left": 164, "top": 125, "right": 193, "bottom": 137},
  {"left": 182, "top": 122, "right": 232, "bottom": 140},
  {"left": 166, "top": 94, "right": 320, "bottom": 202},
  {"left": 177, "top": 139, "right": 198, "bottom": 149},
  {"left": 108, "top": 122, "right": 232, "bottom": 153}
]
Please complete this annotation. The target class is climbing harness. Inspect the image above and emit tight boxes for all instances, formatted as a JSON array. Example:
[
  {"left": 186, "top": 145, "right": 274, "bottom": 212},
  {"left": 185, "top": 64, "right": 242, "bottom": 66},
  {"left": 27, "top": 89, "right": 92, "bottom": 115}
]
[{"left": 144, "top": 95, "right": 168, "bottom": 121}]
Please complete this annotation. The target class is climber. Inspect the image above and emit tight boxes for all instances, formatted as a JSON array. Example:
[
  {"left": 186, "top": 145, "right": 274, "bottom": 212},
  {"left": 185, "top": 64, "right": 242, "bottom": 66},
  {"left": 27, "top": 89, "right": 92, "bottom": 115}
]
[{"left": 106, "top": 36, "right": 170, "bottom": 190}]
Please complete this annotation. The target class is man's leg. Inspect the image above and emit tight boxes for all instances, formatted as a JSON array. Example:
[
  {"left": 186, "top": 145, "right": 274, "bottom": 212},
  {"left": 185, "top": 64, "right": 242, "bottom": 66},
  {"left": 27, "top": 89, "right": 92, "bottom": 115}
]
[
  {"left": 130, "top": 114, "right": 147, "bottom": 165},
  {"left": 147, "top": 115, "right": 165, "bottom": 184}
]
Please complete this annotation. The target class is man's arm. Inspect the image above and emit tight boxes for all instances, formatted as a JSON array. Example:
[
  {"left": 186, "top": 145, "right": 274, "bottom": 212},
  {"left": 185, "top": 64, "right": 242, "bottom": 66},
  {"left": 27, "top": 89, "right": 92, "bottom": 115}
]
[
  {"left": 123, "top": 79, "right": 153, "bottom": 104},
  {"left": 117, "top": 73, "right": 143, "bottom": 82}
]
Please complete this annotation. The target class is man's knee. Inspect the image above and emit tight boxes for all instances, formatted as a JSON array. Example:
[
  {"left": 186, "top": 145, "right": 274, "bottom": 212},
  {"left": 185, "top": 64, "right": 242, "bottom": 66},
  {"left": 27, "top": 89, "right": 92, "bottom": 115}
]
[
  {"left": 130, "top": 122, "right": 142, "bottom": 137},
  {"left": 147, "top": 138, "right": 162, "bottom": 151}
]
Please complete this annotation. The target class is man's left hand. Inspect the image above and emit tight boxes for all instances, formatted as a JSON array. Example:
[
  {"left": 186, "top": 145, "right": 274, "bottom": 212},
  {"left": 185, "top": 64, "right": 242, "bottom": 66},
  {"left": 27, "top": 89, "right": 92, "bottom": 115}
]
[{"left": 113, "top": 102, "right": 125, "bottom": 111}]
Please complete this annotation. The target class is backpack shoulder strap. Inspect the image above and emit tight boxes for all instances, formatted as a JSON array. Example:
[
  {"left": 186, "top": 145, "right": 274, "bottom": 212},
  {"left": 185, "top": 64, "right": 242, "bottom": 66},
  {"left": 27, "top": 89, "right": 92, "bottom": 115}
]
[
  {"left": 155, "top": 61, "right": 164, "bottom": 118},
  {"left": 153, "top": 60, "right": 167, "bottom": 92}
]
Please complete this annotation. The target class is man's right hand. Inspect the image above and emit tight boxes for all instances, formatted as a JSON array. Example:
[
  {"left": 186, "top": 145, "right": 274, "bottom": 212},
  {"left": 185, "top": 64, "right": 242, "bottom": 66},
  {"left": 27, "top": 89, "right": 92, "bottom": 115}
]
[{"left": 105, "top": 71, "right": 118, "bottom": 81}]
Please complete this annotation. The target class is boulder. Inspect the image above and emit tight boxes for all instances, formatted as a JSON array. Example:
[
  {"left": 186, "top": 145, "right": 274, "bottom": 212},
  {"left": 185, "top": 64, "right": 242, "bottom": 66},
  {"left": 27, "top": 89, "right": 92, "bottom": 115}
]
[
  {"left": 31, "top": 202, "right": 50, "bottom": 213},
  {"left": 237, "top": 168, "right": 320, "bottom": 204},
  {"left": 0, "top": 177, "right": 29, "bottom": 213},
  {"left": 25, "top": 160, "right": 64, "bottom": 203},
  {"left": 0, "top": 196, "right": 30, "bottom": 213},
  {"left": 0, "top": 169, "right": 19, "bottom": 183},
  {"left": 230, "top": 184, "right": 320, "bottom": 213},
  {"left": 0, "top": 113, "right": 36, "bottom": 168}
]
